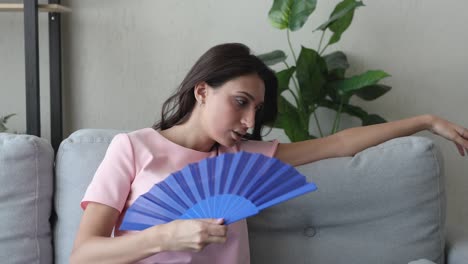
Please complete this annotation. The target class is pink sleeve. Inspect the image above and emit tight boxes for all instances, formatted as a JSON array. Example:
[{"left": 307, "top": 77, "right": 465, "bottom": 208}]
[
  {"left": 239, "top": 139, "right": 279, "bottom": 157},
  {"left": 81, "top": 133, "right": 136, "bottom": 213}
]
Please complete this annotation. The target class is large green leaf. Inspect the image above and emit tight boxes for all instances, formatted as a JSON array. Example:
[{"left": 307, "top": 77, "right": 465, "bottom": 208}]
[
  {"left": 320, "top": 99, "right": 367, "bottom": 119},
  {"left": 327, "top": 70, "right": 390, "bottom": 96},
  {"left": 268, "top": 0, "right": 317, "bottom": 31},
  {"left": 296, "top": 47, "right": 327, "bottom": 107},
  {"left": 322, "top": 51, "right": 349, "bottom": 83},
  {"left": 325, "top": 0, "right": 364, "bottom": 46},
  {"left": 276, "top": 67, "right": 296, "bottom": 94},
  {"left": 354, "top": 84, "right": 392, "bottom": 101},
  {"left": 320, "top": 100, "right": 387, "bottom": 124},
  {"left": 257, "top": 50, "right": 287, "bottom": 66},
  {"left": 341, "top": 103, "right": 368, "bottom": 119},
  {"left": 318, "top": 98, "right": 338, "bottom": 110},
  {"left": 362, "top": 114, "right": 387, "bottom": 125},
  {"left": 327, "top": 68, "right": 346, "bottom": 81},
  {"left": 324, "top": 84, "right": 340, "bottom": 102},
  {"left": 276, "top": 96, "right": 310, "bottom": 142},
  {"left": 324, "top": 80, "right": 350, "bottom": 104},
  {"left": 315, "top": 0, "right": 364, "bottom": 31},
  {"left": 323, "top": 51, "right": 349, "bottom": 72}
]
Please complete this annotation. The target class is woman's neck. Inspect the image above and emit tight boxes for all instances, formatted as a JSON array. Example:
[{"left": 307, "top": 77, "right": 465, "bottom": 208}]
[{"left": 159, "top": 121, "right": 216, "bottom": 153}]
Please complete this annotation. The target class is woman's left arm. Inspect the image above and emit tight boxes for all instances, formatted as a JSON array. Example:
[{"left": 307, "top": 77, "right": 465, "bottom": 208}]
[{"left": 275, "top": 114, "right": 468, "bottom": 166}]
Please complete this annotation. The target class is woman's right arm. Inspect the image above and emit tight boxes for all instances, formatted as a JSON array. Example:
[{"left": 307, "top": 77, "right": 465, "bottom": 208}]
[{"left": 70, "top": 202, "right": 227, "bottom": 264}]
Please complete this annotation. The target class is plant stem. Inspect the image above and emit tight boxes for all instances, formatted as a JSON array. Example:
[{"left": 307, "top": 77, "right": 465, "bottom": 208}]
[
  {"left": 282, "top": 61, "right": 301, "bottom": 107},
  {"left": 291, "top": 75, "right": 301, "bottom": 101},
  {"left": 287, "top": 30, "right": 297, "bottom": 64},
  {"left": 318, "top": 30, "right": 325, "bottom": 52},
  {"left": 320, "top": 43, "right": 330, "bottom": 55},
  {"left": 287, "top": 89, "right": 300, "bottom": 106},
  {"left": 313, "top": 110, "right": 324, "bottom": 138},
  {"left": 331, "top": 99, "right": 344, "bottom": 134}
]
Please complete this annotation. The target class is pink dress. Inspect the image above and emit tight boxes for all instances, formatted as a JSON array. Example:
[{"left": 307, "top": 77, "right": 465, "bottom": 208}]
[{"left": 81, "top": 128, "right": 278, "bottom": 264}]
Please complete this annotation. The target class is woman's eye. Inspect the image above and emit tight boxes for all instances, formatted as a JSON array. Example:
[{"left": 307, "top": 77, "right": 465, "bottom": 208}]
[{"left": 236, "top": 98, "right": 247, "bottom": 106}]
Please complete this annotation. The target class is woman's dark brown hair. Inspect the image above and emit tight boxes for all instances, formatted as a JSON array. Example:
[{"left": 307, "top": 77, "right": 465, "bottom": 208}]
[{"left": 153, "top": 43, "right": 278, "bottom": 140}]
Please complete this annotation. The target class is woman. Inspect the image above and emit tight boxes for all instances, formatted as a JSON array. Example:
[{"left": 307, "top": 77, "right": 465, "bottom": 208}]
[{"left": 70, "top": 43, "right": 467, "bottom": 264}]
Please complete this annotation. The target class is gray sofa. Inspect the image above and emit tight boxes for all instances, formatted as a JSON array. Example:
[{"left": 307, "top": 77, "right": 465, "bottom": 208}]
[{"left": 1, "top": 129, "right": 467, "bottom": 264}]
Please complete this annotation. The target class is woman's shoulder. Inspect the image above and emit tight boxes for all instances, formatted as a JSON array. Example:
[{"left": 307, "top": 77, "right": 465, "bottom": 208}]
[
  {"left": 107, "top": 128, "right": 155, "bottom": 144},
  {"left": 112, "top": 127, "right": 164, "bottom": 151},
  {"left": 122, "top": 127, "right": 164, "bottom": 141},
  {"left": 127, "top": 127, "right": 158, "bottom": 138}
]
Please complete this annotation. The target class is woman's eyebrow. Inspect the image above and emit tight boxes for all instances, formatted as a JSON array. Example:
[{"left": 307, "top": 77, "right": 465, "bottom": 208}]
[{"left": 237, "top": 91, "right": 264, "bottom": 104}]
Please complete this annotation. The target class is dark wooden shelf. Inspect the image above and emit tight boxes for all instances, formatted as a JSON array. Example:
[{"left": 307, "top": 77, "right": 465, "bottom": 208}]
[
  {"left": 0, "top": 3, "right": 71, "bottom": 13},
  {"left": 0, "top": 1, "right": 69, "bottom": 152}
]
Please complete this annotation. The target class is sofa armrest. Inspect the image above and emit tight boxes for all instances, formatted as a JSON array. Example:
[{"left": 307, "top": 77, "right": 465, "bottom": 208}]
[{"left": 446, "top": 226, "right": 468, "bottom": 264}]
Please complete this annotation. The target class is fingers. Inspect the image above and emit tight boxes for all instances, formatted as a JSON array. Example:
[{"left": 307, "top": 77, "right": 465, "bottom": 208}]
[
  {"left": 454, "top": 126, "right": 468, "bottom": 157},
  {"left": 208, "top": 224, "right": 228, "bottom": 237},
  {"left": 161, "top": 219, "right": 228, "bottom": 252},
  {"left": 460, "top": 128, "right": 468, "bottom": 156},
  {"left": 456, "top": 126, "right": 467, "bottom": 138},
  {"left": 198, "top": 218, "right": 224, "bottom": 225},
  {"left": 455, "top": 143, "right": 465, "bottom": 156},
  {"left": 197, "top": 219, "right": 227, "bottom": 236},
  {"left": 191, "top": 220, "right": 227, "bottom": 250},
  {"left": 454, "top": 138, "right": 468, "bottom": 157},
  {"left": 194, "top": 218, "right": 228, "bottom": 240}
]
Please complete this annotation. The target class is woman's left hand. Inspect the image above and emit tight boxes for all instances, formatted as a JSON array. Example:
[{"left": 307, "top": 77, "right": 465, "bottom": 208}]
[{"left": 428, "top": 115, "right": 468, "bottom": 156}]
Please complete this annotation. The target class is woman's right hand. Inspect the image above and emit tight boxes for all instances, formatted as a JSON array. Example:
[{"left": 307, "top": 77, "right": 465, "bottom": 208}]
[
  {"left": 154, "top": 218, "right": 228, "bottom": 252},
  {"left": 71, "top": 203, "right": 227, "bottom": 264}
]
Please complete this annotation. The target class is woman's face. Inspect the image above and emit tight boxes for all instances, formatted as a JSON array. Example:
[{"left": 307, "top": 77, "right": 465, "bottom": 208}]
[{"left": 200, "top": 74, "right": 265, "bottom": 147}]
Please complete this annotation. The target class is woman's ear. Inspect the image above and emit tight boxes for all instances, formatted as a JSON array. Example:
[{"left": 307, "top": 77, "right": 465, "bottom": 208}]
[{"left": 194, "top": 82, "right": 208, "bottom": 104}]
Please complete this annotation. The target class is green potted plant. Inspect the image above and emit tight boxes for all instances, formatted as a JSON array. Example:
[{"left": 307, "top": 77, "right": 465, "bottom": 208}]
[
  {"left": 0, "top": 113, "right": 16, "bottom": 133},
  {"left": 259, "top": 0, "right": 391, "bottom": 142}
]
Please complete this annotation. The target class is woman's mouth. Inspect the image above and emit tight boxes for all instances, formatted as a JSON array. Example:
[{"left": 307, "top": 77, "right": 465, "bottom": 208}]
[{"left": 231, "top": 130, "right": 243, "bottom": 141}]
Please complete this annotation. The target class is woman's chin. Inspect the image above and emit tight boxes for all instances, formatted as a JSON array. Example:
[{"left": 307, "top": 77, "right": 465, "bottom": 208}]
[
  {"left": 217, "top": 137, "right": 238, "bottom": 148},
  {"left": 212, "top": 131, "right": 241, "bottom": 148},
  {"left": 218, "top": 140, "right": 236, "bottom": 148}
]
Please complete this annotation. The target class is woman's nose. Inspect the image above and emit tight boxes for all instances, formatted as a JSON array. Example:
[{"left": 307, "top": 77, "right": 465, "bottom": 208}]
[{"left": 242, "top": 109, "right": 256, "bottom": 128}]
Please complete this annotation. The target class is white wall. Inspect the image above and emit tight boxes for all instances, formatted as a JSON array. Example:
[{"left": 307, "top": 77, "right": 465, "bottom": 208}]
[
  {"left": 1, "top": 0, "right": 467, "bottom": 228},
  {"left": 0, "top": 5, "right": 51, "bottom": 139}
]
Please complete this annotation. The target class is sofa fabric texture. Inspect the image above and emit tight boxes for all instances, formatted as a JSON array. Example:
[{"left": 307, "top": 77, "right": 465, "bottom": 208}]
[
  {"left": 54, "top": 129, "right": 122, "bottom": 264},
  {"left": 248, "top": 135, "right": 445, "bottom": 264},
  {"left": 1, "top": 129, "right": 464, "bottom": 263},
  {"left": 0, "top": 134, "right": 54, "bottom": 264},
  {"left": 54, "top": 129, "right": 445, "bottom": 264}
]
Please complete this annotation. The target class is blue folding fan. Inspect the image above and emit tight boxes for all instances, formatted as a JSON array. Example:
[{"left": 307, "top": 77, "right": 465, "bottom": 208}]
[{"left": 120, "top": 151, "right": 317, "bottom": 231}]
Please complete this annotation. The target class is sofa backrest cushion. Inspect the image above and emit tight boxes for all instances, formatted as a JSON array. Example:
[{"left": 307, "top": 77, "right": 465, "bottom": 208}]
[
  {"left": 55, "top": 130, "right": 445, "bottom": 264},
  {"left": 54, "top": 129, "right": 123, "bottom": 264},
  {"left": 248, "top": 136, "right": 445, "bottom": 264},
  {"left": 0, "top": 133, "right": 54, "bottom": 264}
]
